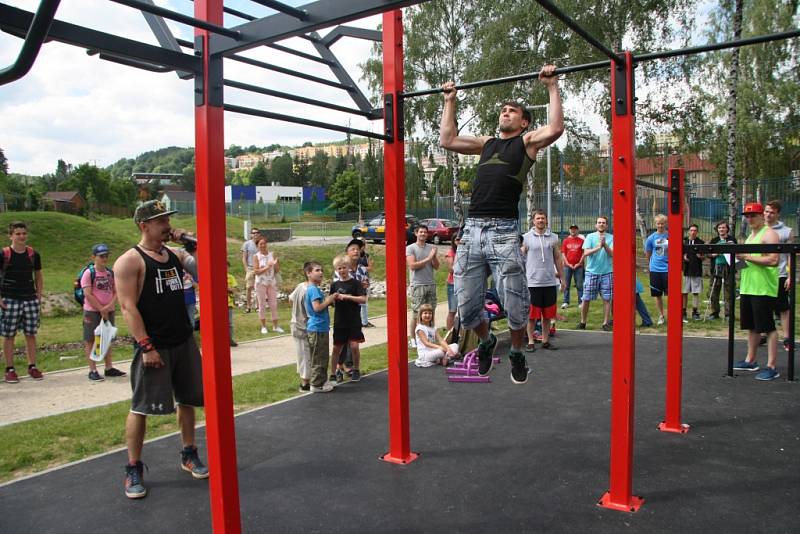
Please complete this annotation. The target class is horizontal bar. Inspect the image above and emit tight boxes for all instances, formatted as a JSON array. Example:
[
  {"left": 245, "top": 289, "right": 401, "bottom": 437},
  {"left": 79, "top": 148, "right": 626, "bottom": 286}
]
[
  {"left": 187, "top": 0, "right": 258, "bottom": 21},
  {"left": 534, "top": 0, "right": 622, "bottom": 64},
  {"left": 0, "top": 0, "right": 61, "bottom": 87},
  {"left": 401, "top": 59, "right": 610, "bottom": 98},
  {"left": 94, "top": 51, "right": 172, "bottom": 72},
  {"left": 250, "top": 0, "right": 308, "bottom": 20},
  {"left": 224, "top": 103, "right": 389, "bottom": 141},
  {"left": 636, "top": 179, "right": 675, "bottom": 193},
  {"left": 266, "top": 43, "right": 333, "bottom": 65},
  {"left": 321, "top": 25, "right": 382, "bottom": 47},
  {"left": 635, "top": 28, "right": 800, "bottom": 62},
  {"left": 108, "top": 0, "right": 241, "bottom": 39},
  {"left": 228, "top": 54, "right": 352, "bottom": 90},
  {"left": 223, "top": 79, "right": 372, "bottom": 116},
  {"left": 687, "top": 244, "right": 800, "bottom": 253}
]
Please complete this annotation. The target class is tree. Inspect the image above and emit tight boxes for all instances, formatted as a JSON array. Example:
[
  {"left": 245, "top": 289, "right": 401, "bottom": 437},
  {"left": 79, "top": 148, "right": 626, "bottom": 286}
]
[
  {"left": 294, "top": 155, "right": 309, "bottom": 186},
  {"left": 62, "top": 163, "right": 113, "bottom": 214},
  {"left": 328, "top": 169, "right": 361, "bottom": 213},
  {"left": 0, "top": 147, "right": 8, "bottom": 176},
  {"left": 249, "top": 162, "right": 269, "bottom": 186},
  {"left": 270, "top": 153, "right": 296, "bottom": 186},
  {"left": 308, "top": 151, "right": 329, "bottom": 187}
]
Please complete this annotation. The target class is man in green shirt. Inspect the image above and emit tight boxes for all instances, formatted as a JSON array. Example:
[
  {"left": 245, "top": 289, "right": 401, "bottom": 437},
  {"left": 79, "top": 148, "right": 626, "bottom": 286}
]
[{"left": 732, "top": 203, "right": 781, "bottom": 381}]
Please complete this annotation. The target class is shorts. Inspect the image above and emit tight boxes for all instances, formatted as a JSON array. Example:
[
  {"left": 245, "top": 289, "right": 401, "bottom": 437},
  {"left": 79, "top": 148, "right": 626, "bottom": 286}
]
[
  {"left": 410, "top": 284, "right": 437, "bottom": 313},
  {"left": 244, "top": 269, "right": 256, "bottom": 290},
  {"left": 649, "top": 271, "right": 668, "bottom": 297},
  {"left": 454, "top": 218, "right": 529, "bottom": 331},
  {"left": 682, "top": 276, "right": 703, "bottom": 294},
  {"left": 83, "top": 310, "right": 116, "bottom": 343},
  {"left": 528, "top": 286, "right": 557, "bottom": 320},
  {"left": 291, "top": 329, "right": 311, "bottom": 380},
  {"left": 333, "top": 326, "right": 365, "bottom": 345},
  {"left": 740, "top": 294, "right": 777, "bottom": 334},
  {"left": 774, "top": 277, "right": 790, "bottom": 313},
  {"left": 0, "top": 297, "right": 40, "bottom": 337},
  {"left": 130, "top": 336, "right": 204, "bottom": 415},
  {"left": 447, "top": 283, "right": 457, "bottom": 313},
  {"left": 582, "top": 272, "right": 613, "bottom": 302}
]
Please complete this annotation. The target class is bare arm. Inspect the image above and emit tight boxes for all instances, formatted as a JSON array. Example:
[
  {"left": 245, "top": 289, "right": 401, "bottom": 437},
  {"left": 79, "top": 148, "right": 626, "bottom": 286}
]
[
  {"left": 242, "top": 249, "right": 249, "bottom": 271},
  {"left": 114, "top": 251, "right": 149, "bottom": 343},
  {"left": 342, "top": 293, "right": 367, "bottom": 305},
  {"left": 311, "top": 293, "right": 337, "bottom": 312},
  {"left": 407, "top": 253, "right": 435, "bottom": 271},
  {"left": 739, "top": 229, "right": 779, "bottom": 266},
  {"left": 523, "top": 66, "right": 564, "bottom": 155},
  {"left": 34, "top": 269, "right": 43, "bottom": 300},
  {"left": 439, "top": 81, "right": 491, "bottom": 155},
  {"left": 553, "top": 243, "right": 565, "bottom": 290}
]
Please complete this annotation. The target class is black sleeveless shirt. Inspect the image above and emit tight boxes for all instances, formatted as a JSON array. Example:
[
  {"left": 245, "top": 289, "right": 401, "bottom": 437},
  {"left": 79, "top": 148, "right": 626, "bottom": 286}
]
[
  {"left": 134, "top": 246, "right": 193, "bottom": 348},
  {"left": 468, "top": 136, "right": 534, "bottom": 219}
]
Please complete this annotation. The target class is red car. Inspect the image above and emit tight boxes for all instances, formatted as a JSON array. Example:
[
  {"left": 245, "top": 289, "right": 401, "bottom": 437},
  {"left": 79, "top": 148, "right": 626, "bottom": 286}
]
[{"left": 419, "top": 218, "right": 459, "bottom": 244}]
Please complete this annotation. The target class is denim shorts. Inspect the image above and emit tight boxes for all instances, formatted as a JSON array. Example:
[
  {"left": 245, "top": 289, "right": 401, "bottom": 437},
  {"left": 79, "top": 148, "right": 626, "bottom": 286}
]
[
  {"left": 454, "top": 218, "right": 529, "bottom": 330},
  {"left": 446, "top": 283, "right": 456, "bottom": 313}
]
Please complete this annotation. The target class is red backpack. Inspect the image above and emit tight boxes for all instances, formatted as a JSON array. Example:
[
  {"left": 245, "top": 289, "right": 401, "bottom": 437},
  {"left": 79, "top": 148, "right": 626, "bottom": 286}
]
[{"left": 2, "top": 246, "right": 35, "bottom": 267}]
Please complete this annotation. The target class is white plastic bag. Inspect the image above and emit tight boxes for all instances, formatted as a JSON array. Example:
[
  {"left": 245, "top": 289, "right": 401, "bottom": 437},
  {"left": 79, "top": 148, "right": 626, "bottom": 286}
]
[{"left": 91, "top": 319, "right": 118, "bottom": 362}]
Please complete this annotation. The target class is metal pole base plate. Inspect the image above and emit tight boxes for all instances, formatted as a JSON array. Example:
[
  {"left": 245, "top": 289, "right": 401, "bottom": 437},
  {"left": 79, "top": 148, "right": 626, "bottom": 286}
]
[
  {"left": 379, "top": 451, "right": 419, "bottom": 465},
  {"left": 597, "top": 492, "right": 644, "bottom": 513},
  {"left": 658, "top": 421, "right": 690, "bottom": 434}
]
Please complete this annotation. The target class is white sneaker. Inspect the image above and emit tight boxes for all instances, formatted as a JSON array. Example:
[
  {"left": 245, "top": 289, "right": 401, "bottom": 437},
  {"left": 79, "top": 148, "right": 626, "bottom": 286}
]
[
  {"left": 273, "top": 326, "right": 285, "bottom": 333},
  {"left": 560, "top": 303, "right": 568, "bottom": 309},
  {"left": 409, "top": 339, "right": 417, "bottom": 349},
  {"left": 657, "top": 316, "right": 665, "bottom": 326},
  {"left": 311, "top": 382, "right": 334, "bottom": 393},
  {"left": 260, "top": 327, "right": 268, "bottom": 334}
]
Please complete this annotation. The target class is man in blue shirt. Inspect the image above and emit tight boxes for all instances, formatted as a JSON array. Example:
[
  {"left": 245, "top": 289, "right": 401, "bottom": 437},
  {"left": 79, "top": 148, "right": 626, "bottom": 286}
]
[
  {"left": 578, "top": 216, "right": 614, "bottom": 331},
  {"left": 644, "top": 214, "right": 669, "bottom": 325}
]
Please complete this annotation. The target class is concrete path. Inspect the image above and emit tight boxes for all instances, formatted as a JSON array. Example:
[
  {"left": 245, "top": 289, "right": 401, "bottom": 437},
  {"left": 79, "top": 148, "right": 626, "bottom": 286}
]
[{"left": 0, "top": 302, "right": 451, "bottom": 427}]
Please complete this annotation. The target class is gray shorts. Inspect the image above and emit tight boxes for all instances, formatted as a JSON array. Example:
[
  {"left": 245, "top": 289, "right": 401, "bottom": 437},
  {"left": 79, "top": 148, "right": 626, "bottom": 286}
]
[
  {"left": 682, "top": 276, "right": 703, "bottom": 294},
  {"left": 454, "top": 218, "right": 529, "bottom": 331},
  {"left": 410, "top": 284, "right": 437, "bottom": 313},
  {"left": 83, "top": 310, "right": 115, "bottom": 343},
  {"left": 130, "top": 336, "right": 204, "bottom": 415}
]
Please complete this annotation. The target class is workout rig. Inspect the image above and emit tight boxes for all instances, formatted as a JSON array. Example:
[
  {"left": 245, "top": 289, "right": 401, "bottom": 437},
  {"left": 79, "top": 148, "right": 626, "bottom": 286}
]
[{"left": 1, "top": 1, "right": 797, "bottom": 531}]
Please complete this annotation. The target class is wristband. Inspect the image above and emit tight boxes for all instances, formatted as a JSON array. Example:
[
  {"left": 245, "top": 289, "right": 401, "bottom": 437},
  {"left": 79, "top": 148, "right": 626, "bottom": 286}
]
[{"left": 137, "top": 337, "right": 155, "bottom": 353}]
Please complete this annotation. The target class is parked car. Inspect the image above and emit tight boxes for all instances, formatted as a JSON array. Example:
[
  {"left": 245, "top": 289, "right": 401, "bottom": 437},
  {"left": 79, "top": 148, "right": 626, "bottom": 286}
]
[
  {"left": 419, "top": 218, "right": 460, "bottom": 244},
  {"left": 352, "top": 214, "right": 419, "bottom": 244}
]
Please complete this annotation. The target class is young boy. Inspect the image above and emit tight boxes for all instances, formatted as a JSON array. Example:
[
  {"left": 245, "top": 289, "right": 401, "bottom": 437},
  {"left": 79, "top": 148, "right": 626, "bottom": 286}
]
[
  {"left": 304, "top": 261, "right": 337, "bottom": 393},
  {"left": 82, "top": 244, "right": 125, "bottom": 381},
  {"left": 2, "top": 221, "right": 44, "bottom": 383},
  {"left": 226, "top": 261, "right": 238, "bottom": 347},
  {"left": 330, "top": 254, "right": 367, "bottom": 383},
  {"left": 289, "top": 265, "right": 311, "bottom": 391}
]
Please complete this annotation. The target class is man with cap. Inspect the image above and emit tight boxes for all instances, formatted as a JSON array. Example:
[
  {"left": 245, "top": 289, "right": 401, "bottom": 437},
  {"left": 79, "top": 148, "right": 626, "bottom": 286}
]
[
  {"left": 560, "top": 223, "right": 584, "bottom": 308},
  {"left": 114, "top": 200, "right": 207, "bottom": 499},
  {"left": 81, "top": 243, "right": 126, "bottom": 381},
  {"left": 732, "top": 202, "right": 781, "bottom": 381}
]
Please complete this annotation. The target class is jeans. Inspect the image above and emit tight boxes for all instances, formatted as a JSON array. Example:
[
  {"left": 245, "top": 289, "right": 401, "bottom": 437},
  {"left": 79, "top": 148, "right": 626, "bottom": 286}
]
[
  {"left": 709, "top": 266, "right": 733, "bottom": 317},
  {"left": 563, "top": 265, "right": 584, "bottom": 305},
  {"left": 636, "top": 293, "right": 653, "bottom": 326},
  {"left": 360, "top": 301, "right": 369, "bottom": 326}
]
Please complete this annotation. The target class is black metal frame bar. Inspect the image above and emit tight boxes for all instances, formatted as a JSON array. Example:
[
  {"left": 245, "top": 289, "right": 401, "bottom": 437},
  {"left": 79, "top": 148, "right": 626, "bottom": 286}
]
[
  {"left": 321, "top": 25, "right": 382, "bottom": 46},
  {"left": 87, "top": 49, "right": 172, "bottom": 72},
  {"left": 250, "top": 0, "right": 308, "bottom": 20},
  {"left": 634, "top": 29, "right": 800, "bottom": 62},
  {"left": 635, "top": 179, "right": 677, "bottom": 194},
  {"left": 140, "top": 8, "right": 194, "bottom": 79},
  {"left": 228, "top": 53, "right": 351, "bottom": 90},
  {"left": 0, "top": 0, "right": 60, "bottom": 85},
  {"left": 308, "top": 32, "right": 375, "bottom": 115},
  {"left": 109, "top": 0, "right": 241, "bottom": 39},
  {"left": 533, "top": 0, "right": 622, "bottom": 64},
  {"left": 224, "top": 79, "right": 373, "bottom": 116},
  {"left": 688, "top": 243, "right": 798, "bottom": 381}
]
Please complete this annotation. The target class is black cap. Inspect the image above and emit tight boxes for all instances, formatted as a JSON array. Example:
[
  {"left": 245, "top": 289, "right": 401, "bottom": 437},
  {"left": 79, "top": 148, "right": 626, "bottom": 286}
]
[{"left": 346, "top": 238, "right": 364, "bottom": 249}]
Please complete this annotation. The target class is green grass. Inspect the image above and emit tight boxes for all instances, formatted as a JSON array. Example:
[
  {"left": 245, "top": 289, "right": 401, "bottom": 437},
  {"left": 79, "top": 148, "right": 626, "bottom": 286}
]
[{"left": 0, "top": 343, "right": 397, "bottom": 483}]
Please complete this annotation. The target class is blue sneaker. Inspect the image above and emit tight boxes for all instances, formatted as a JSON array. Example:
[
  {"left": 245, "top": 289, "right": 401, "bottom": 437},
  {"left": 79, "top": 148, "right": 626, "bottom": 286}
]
[
  {"left": 754, "top": 367, "right": 780, "bottom": 381},
  {"left": 733, "top": 360, "right": 760, "bottom": 372},
  {"left": 124, "top": 461, "right": 147, "bottom": 499},
  {"left": 181, "top": 446, "right": 209, "bottom": 479},
  {"left": 477, "top": 333, "right": 498, "bottom": 376}
]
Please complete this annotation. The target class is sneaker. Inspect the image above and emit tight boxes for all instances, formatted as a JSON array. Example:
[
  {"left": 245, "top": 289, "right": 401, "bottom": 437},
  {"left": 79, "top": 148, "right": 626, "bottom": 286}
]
[
  {"left": 509, "top": 351, "right": 529, "bottom": 384},
  {"left": 299, "top": 384, "right": 310, "bottom": 392},
  {"left": 682, "top": 317, "right": 689, "bottom": 324},
  {"left": 409, "top": 338, "right": 417, "bottom": 349},
  {"left": 311, "top": 382, "right": 334, "bottom": 393},
  {"left": 4, "top": 368, "right": 19, "bottom": 383},
  {"left": 230, "top": 340, "right": 238, "bottom": 347},
  {"left": 329, "top": 374, "right": 337, "bottom": 384},
  {"left": 124, "top": 461, "right": 147, "bottom": 499},
  {"left": 733, "top": 360, "right": 760, "bottom": 372},
  {"left": 477, "top": 333, "right": 498, "bottom": 376},
  {"left": 525, "top": 343, "right": 536, "bottom": 353},
  {"left": 755, "top": 367, "right": 780, "bottom": 381},
  {"left": 335, "top": 369, "right": 344, "bottom": 383},
  {"left": 260, "top": 327, "right": 268, "bottom": 334},
  {"left": 28, "top": 366, "right": 43, "bottom": 380},
  {"left": 576, "top": 322, "right": 586, "bottom": 330},
  {"left": 88, "top": 370, "right": 104, "bottom": 382},
  {"left": 180, "top": 446, "right": 209, "bottom": 479},
  {"left": 692, "top": 311, "right": 701, "bottom": 321},
  {"left": 783, "top": 338, "right": 793, "bottom": 352},
  {"left": 273, "top": 326, "right": 285, "bottom": 333},
  {"left": 104, "top": 368, "right": 127, "bottom": 377},
  {"left": 351, "top": 369, "right": 361, "bottom": 382},
  {"left": 602, "top": 323, "right": 612, "bottom": 332},
  {"left": 364, "top": 322, "right": 376, "bottom": 328},
  {"left": 541, "top": 341, "right": 558, "bottom": 350},
  {"left": 657, "top": 316, "right": 665, "bottom": 326},
  {"left": 532, "top": 332, "right": 542, "bottom": 343},
  {"left": 561, "top": 302, "right": 568, "bottom": 309}
]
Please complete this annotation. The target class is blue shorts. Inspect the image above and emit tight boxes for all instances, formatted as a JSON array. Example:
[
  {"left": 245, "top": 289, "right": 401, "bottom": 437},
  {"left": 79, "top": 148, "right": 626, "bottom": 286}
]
[
  {"left": 582, "top": 272, "right": 613, "bottom": 302},
  {"left": 454, "top": 218, "right": 529, "bottom": 331}
]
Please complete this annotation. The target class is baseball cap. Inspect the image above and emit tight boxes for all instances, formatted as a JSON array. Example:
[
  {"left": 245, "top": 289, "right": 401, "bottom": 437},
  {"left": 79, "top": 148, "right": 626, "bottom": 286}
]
[
  {"left": 569, "top": 224, "right": 579, "bottom": 229},
  {"left": 134, "top": 200, "right": 178, "bottom": 223},
  {"left": 742, "top": 202, "right": 764, "bottom": 215},
  {"left": 347, "top": 238, "right": 364, "bottom": 249},
  {"left": 92, "top": 243, "right": 110, "bottom": 256}
]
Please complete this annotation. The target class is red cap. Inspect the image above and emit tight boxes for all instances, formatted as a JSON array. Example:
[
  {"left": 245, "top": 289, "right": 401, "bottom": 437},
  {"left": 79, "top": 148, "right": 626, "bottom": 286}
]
[{"left": 742, "top": 202, "right": 763, "bottom": 215}]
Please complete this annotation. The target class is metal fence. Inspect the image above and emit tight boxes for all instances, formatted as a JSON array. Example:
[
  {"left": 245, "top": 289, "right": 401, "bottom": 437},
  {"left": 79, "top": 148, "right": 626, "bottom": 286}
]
[{"left": 167, "top": 200, "right": 303, "bottom": 221}]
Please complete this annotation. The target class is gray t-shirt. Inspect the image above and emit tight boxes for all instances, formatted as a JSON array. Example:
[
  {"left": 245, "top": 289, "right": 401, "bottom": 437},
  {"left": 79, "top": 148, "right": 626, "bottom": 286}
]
[
  {"left": 523, "top": 229, "right": 560, "bottom": 287},
  {"left": 406, "top": 242, "right": 436, "bottom": 286},
  {"left": 241, "top": 239, "right": 257, "bottom": 270},
  {"left": 772, "top": 221, "right": 792, "bottom": 278}
]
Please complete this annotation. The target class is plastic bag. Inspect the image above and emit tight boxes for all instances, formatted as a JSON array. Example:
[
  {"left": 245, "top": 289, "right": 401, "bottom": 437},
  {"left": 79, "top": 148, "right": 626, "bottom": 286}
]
[{"left": 91, "top": 319, "right": 118, "bottom": 362}]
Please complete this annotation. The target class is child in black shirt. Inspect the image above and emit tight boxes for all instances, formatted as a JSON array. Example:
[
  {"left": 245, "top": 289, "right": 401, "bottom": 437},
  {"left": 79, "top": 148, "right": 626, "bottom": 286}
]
[{"left": 329, "top": 254, "right": 366, "bottom": 383}]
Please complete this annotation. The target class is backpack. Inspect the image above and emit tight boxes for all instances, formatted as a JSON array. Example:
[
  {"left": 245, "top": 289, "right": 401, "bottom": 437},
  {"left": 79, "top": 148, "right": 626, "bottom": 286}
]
[
  {"left": 1, "top": 246, "right": 35, "bottom": 268},
  {"left": 74, "top": 262, "right": 113, "bottom": 305}
]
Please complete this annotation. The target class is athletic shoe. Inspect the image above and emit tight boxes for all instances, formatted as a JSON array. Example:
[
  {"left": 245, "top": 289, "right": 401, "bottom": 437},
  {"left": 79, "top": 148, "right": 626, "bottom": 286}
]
[
  {"left": 541, "top": 341, "right": 558, "bottom": 350},
  {"left": 549, "top": 326, "right": 556, "bottom": 336},
  {"left": 532, "top": 332, "right": 542, "bottom": 343},
  {"left": 329, "top": 374, "right": 337, "bottom": 384},
  {"left": 525, "top": 343, "right": 536, "bottom": 353},
  {"left": 657, "top": 316, "right": 665, "bottom": 326},
  {"left": 180, "top": 446, "right": 209, "bottom": 479},
  {"left": 692, "top": 311, "right": 701, "bottom": 321},
  {"left": 335, "top": 369, "right": 344, "bottom": 383},
  {"left": 230, "top": 340, "right": 238, "bottom": 347},
  {"left": 576, "top": 322, "right": 586, "bottom": 330},
  {"left": 561, "top": 302, "right": 568, "bottom": 309},
  {"left": 364, "top": 322, "right": 376, "bottom": 328},
  {"left": 299, "top": 384, "right": 311, "bottom": 392},
  {"left": 4, "top": 368, "right": 19, "bottom": 383},
  {"left": 409, "top": 338, "right": 417, "bottom": 349},
  {"left": 124, "top": 461, "right": 147, "bottom": 499},
  {"left": 682, "top": 316, "right": 689, "bottom": 324},
  {"left": 602, "top": 323, "right": 612, "bottom": 332},
  {"left": 88, "top": 370, "right": 104, "bottom": 382},
  {"left": 351, "top": 369, "right": 361, "bottom": 382},
  {"left": 244, "top": 307, "right": 251, "bottom": 313},
  {"left": 754, "top": 367, "right": 780, "bottom": 381},
  {"left": 104, "top": 368, "right": 126, "bottom": 377},
  {"left": 477, "top": 333, "right": 498, "bottom": 376},
  {"left": 733, "top": 360, "right": 759, "bottom": 372},
  {"left": 260, "top": 327, "right": 268, "bottom": 334},
  {"left": 509, "top": 351, "right": 529, "bottom": 384},
  {"left": 783, "top": 338, "right": 793, "bottom": 352},
  {"left": 311, "top": 382, "right": 334, "bottom": 393},
  {"left": 28, "top": 366, "right": 43, "bottom": 380},
  {"left": 273, "top": 326, "right": 285, "bottom": 334}
]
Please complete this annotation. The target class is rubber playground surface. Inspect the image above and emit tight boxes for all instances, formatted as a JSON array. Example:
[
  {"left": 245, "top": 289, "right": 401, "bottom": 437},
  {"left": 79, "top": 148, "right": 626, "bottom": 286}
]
[{"left": 1, "top": 331, "right": 797, "bottom": 533}]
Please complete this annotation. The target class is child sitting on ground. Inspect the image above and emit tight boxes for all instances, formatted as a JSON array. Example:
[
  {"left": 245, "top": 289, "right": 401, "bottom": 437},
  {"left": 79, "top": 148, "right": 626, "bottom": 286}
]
[
  {"left": 289, "top": 266, "right": 311, "bottom": 392},
  {"left": 415, "top": 303, "right": 459, "bottom": 367},
  {"left": 329, "top": 254, "right": 367, "bottom": 383}
]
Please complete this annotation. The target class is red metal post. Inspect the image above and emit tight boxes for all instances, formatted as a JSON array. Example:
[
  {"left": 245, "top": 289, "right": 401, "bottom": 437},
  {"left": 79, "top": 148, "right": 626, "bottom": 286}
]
[
  {"left": 598, "top": 51, "right": 643, "bottom": 513},
  {"left": 194, "top": 1, "right": 242, "bottom": 531},
  {"left": 659, "top": 168, "right": 689, "bottom": 434},
  {"left": 380, "top": 8, "right": 417, "bottom": 465}
]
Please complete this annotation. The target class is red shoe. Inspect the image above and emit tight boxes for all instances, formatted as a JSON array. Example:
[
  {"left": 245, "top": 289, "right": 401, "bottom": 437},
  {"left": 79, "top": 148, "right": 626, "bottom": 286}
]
[
  {"left": 4, "top": 368, "right": 19, "bottom": 383},
  {"left": 28, "top": 366, "right": 44, "bottom": 380}
]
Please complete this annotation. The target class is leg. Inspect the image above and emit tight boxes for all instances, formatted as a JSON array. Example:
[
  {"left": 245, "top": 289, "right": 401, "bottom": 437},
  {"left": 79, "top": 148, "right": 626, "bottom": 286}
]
[
  {"left": 655, "top": 295, "right": 664, "bottom": 319},
  {"left": 575, "top": 267, "right": 585, "bottom": 303},
  {"left": 746, "top": 330, "right": 760, "bottom": 362},
  {"left": 267, "top": 285, "right": 279, "bottom": 327},
  {"left": 602, "top": 299, "right": 612, "bottom": 325},
  {"left": 408, "top": 310, "right": 418, "bottom": 343},
  {"left": 104, "top": 345, "right": 114, "bottom": 370},
  {"left": 510, "top": 327, "right": 526, "bottom": 351},
  {"left": 526, "top": 317, "right": 536, "bottom": 345},
  {"left": 126, "top": 412, "right": 147, "bottom": 463},
  {"left": 3, "top": 336, "right": 15, "bottom": 367},
  {"left": 350, "top": 341, "right": 361, "bottom": 370},
  {"left": 563, "top": 266, "right": 573, "bottom": 305},
  {"left": 580, "top": 300, "right": 590, "bottom": 324},
  {"left": 255, "top": 284, "right": 268, "bottom": 327},
  {"left": 635, "top": 294, "right": 653, "bottom": 326},
  {"left": 766, "top": 330, "right": 779, "bottom": 369},
  {"left": 177, "top": 405, "right": 196, "bottom": 448},
  {"left": 24, "top": 334, "right": 36, "bottom": 365},
  {"left": 541, "top": 318, "right": 551, "bottom": 344},
  {"left": 86, "top": 340, "right": 98, "bottom": 372},
  {"left": 360, "top": 299, "right": 369, "bottom": 327},
  {"left": 330, "top": 343, "right": 343, "bottom": 376}
]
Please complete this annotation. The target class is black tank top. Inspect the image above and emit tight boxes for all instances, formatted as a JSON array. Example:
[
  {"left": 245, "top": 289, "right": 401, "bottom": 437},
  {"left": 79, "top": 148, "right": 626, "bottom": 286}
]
[
  {"left": 468, "top": 136, "right": 534, "bottom": 219},
  {"left": 134, "top": 246, "right": 192, "bottom": 348}
]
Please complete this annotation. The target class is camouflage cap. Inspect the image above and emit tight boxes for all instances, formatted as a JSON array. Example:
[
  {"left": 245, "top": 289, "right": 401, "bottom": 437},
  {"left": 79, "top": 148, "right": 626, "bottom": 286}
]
[{"left": 134, "top": 200, "right": 178, "bottom": 223}]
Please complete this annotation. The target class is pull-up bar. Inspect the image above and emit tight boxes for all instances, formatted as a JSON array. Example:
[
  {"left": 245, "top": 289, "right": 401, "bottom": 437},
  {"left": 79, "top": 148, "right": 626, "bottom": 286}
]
[
  {"left": 224, "top": 79, "right": 372, "bottom": 117},
  {"left": 109, "top": 0, "right": 241, "bottom": 39},
  {"left": 228, "top": 54, "right": 352, "bottom": 90},
  {"left": 251, "top": 0, "right": 308, "bottom": 20}
]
